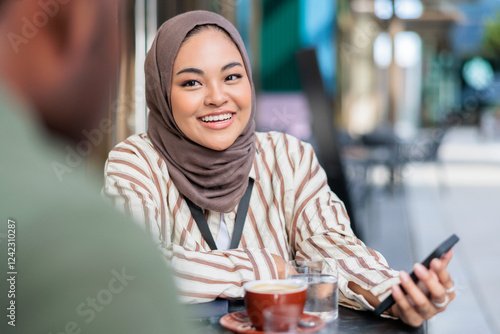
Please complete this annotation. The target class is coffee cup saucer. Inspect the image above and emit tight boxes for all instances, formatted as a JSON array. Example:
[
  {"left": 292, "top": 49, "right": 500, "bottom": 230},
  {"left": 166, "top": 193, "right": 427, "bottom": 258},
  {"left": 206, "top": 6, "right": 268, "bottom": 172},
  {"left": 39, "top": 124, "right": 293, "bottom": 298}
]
[{"left": 219, "top": 310, "right": 325, "bottom": 333}]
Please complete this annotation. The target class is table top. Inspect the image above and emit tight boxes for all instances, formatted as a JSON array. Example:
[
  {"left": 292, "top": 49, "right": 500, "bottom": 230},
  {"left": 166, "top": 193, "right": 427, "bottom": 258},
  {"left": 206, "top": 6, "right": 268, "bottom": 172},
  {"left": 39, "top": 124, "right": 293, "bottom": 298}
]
[{"left": 190, "top": 306, "right": 425, "bottom": 334}]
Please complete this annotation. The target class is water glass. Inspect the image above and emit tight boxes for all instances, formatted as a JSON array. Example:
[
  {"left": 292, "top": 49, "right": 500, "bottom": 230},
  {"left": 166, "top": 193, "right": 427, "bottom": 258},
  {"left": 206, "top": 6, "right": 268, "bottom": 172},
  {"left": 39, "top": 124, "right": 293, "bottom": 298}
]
[
  {"left": 285, "top": 259, "right": 322, "bottom": 278},
  {"left": 287, "top": 259, "right": 339, "bottom": 322}
]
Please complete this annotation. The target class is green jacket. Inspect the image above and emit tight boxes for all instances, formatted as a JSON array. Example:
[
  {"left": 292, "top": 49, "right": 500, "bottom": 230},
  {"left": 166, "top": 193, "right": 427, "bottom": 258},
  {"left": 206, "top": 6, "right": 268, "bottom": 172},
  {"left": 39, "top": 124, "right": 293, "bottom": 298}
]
[{"left": 0, "top": 82, "right": 191, "bottom": 334}]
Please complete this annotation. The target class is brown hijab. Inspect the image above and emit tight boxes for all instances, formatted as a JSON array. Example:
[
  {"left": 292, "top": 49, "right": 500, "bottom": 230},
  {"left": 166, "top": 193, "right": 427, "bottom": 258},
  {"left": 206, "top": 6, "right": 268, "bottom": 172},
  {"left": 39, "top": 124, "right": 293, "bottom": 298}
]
[{"left": 146, "top": 10, "right": 256, "bottom": 213}]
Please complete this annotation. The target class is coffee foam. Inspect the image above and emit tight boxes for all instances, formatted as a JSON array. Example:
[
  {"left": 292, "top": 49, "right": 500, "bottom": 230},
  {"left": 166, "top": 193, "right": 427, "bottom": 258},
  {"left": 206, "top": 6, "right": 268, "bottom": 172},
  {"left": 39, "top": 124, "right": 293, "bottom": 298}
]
[{"left": 250, "top": 283, "right": 299, "bottom": 292}]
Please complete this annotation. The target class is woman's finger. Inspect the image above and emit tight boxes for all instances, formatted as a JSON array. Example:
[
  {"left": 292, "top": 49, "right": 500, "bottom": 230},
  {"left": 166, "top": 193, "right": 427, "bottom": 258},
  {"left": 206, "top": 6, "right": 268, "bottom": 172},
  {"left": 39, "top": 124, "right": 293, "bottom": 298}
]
[
  {"left": 399, "top": 270, "right": 436, "bottom": 319},
  {"left": 429, "top": 255, "right": 456, "bottom": 303},
  {"left": 414, "top": 263, "right": 445, "bottom": 295},
  {"left": 430, "top": 250, "right": 452, "bottom": 270},
  {"left": 391, "top": 281, "right": 424, "bottom": 327},
  {"left": 436, "top": 249, "right": 453, "bottom": 268},
  {"left": 413, "top": 263, "right": 449, "bottom": 312}
]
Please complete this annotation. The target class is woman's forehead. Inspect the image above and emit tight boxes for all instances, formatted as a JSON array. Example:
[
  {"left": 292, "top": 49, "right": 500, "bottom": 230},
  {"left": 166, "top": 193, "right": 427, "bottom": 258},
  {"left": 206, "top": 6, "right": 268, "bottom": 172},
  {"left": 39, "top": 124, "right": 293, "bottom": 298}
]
[
  {"left": 174, "top": 29, "right": 243, "bottom": 70},
  {"left": 180, "top": 27, "right": 238, "bottom": 54}
]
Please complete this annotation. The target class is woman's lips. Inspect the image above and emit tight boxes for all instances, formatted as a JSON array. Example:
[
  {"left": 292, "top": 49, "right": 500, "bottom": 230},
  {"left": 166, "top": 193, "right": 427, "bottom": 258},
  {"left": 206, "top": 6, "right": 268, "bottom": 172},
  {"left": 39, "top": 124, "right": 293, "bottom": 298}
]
[
  {"left": 200, "top": 112, "right": 233, "bottom": 123},
  {"left": 198, "top": 112, "right": 235, "bottom": 130}
]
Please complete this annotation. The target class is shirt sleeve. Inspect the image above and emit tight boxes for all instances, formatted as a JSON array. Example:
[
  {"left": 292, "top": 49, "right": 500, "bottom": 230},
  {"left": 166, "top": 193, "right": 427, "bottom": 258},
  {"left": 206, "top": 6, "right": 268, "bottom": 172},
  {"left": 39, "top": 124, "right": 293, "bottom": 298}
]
[
  {"left": 288, "top": 140, "right": 400, "bottom": 311},
  {"left": 102, "top": 138, "right": 278, "bottom": 304},
  {"left": 103, "top": 144, "right": 162, "bottom": 237},
  {"left": 166, "top": 245, "right": 278, "bottom": 303}
]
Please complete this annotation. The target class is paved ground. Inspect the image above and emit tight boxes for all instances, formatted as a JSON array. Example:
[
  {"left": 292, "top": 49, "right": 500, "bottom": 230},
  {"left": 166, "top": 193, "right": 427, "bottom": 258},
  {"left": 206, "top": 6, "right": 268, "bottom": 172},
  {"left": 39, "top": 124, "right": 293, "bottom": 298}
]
[{"left": 357, "top": 127, "right": 500, "bottom": 334}]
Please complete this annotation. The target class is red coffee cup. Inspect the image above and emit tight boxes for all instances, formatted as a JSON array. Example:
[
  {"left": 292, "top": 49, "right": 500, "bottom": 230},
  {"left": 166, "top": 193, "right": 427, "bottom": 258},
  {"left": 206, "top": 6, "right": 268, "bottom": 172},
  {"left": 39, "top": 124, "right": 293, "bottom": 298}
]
[{"left": 243, "top": 279, "right": 307, "bottom": 331}]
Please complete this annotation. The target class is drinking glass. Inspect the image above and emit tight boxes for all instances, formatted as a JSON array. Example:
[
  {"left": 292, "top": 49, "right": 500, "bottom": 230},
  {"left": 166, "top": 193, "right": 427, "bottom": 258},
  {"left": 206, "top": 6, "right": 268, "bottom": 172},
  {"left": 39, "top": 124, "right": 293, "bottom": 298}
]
[
  {"left": 287, "top": 259, "right": 339, "bottom": 322},
  {"left": 285, "top": 259, "right": 322, "bottom": 278}
]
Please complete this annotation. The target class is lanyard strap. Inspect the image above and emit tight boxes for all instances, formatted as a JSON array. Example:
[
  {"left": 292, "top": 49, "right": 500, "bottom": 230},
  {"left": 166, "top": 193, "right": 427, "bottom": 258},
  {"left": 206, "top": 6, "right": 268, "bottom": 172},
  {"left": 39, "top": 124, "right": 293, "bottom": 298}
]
[{"left": 185, "top": 178, "right": 254, "bottom": 251}]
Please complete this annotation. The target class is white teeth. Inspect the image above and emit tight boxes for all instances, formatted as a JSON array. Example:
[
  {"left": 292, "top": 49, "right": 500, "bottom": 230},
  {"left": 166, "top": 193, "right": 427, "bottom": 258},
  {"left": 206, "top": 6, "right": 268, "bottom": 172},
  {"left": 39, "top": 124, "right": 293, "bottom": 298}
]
[{"left": 201, "top": 113, "right": 232, "bottom": 123}]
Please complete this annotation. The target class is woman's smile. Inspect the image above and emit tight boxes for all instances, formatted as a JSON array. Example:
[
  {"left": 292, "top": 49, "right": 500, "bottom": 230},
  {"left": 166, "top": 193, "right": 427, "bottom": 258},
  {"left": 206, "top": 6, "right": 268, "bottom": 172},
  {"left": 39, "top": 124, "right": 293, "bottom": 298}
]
[{"left": 199, "top": 112, "right": 235, "bottom": 129}]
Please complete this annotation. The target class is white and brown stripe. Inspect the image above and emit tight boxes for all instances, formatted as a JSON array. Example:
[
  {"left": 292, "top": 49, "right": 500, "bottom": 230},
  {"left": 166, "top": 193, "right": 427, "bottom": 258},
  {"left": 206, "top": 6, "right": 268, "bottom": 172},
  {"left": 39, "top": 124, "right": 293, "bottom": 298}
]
[{"left": 103, "top": 132, "right": 400, "bottom": 307}]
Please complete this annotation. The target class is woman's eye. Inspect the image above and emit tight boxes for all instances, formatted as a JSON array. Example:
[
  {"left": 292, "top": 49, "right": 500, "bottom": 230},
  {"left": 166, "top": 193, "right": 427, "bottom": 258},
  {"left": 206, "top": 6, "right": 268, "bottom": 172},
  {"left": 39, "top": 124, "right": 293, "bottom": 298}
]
[
  {"left": 226, "top": 74, "right": 242, "bottom": 81},
  {"left": 181, "top": 80, "right": 200, "bottom": 87}
]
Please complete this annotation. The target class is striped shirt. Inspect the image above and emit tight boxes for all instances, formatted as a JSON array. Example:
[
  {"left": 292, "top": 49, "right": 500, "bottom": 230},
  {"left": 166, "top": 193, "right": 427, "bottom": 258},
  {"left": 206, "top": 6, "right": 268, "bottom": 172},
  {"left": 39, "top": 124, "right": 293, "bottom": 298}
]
[{"left": 103, "top": 131, "right": 400, "bottom": 309}]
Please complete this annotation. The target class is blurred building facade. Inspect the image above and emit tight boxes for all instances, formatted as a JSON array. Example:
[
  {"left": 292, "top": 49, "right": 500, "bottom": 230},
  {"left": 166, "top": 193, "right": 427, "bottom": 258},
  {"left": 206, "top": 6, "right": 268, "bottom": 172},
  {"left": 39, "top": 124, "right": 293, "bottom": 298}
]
[{"left": 105, "top": 0, "right": 500, "bottom": 151}]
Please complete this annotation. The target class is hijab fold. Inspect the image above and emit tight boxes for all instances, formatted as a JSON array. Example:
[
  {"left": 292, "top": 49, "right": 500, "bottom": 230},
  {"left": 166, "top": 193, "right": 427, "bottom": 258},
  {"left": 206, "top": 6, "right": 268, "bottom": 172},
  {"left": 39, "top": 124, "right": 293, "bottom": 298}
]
[{"left": 146, "top": 10, "right": 256, "bottom": 213}]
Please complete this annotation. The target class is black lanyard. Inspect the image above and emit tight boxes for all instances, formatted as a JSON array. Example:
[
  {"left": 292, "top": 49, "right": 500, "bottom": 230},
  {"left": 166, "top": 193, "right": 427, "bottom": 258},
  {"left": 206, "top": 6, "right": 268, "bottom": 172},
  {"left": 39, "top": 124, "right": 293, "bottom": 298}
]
[{"left": 184, "top": 178, "right": 254, "bottom": 250}]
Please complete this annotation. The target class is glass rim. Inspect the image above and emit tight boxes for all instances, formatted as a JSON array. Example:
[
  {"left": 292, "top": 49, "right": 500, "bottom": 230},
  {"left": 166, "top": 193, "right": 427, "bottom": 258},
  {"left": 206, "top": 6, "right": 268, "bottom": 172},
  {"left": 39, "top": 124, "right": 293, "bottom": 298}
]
[{"left": 288, "top": 273, "right": 338, "bottom": 282}]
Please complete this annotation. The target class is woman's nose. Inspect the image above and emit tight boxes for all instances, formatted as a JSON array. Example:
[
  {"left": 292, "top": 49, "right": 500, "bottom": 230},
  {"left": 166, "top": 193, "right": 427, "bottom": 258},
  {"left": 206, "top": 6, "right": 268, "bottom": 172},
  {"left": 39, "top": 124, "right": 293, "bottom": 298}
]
[{"left": 204, "top": 82, "right": 228, "bottom": 107}]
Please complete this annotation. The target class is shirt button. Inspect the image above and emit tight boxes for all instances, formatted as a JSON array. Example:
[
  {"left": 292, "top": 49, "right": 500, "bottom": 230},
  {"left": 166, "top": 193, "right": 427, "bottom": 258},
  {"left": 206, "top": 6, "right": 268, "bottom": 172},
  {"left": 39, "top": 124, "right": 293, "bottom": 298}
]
[{"left": 228, "top": 212, "right": 236, "bottom": 220}]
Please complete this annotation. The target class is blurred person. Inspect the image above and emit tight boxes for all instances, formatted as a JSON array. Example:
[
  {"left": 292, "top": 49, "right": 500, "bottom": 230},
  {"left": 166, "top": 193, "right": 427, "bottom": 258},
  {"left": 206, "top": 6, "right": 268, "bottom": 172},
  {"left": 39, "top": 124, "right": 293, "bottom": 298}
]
[
  {"left": 0, "top": 1, "right": 191, "bottom": 333},
  {"left": 103, "top": 10, "right": 456, "bottom": 327}
]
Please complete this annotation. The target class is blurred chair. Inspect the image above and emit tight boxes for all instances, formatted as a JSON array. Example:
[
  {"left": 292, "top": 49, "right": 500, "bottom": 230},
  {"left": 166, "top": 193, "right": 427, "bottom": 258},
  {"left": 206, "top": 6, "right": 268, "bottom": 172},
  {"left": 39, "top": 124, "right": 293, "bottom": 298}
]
[
  {"left": 359, "top": 125, "right": 403, "bottom": 192},
  {"left": 295, "top": 48, "right": 361, "bottom": 237}
]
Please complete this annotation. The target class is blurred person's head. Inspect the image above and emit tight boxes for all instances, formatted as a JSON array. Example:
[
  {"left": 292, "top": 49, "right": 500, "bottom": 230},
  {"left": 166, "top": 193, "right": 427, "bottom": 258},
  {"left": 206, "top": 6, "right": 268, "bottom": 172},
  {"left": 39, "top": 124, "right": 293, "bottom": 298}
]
[{"left": 0, "top": 0, "right": 121, "bottom": 142}]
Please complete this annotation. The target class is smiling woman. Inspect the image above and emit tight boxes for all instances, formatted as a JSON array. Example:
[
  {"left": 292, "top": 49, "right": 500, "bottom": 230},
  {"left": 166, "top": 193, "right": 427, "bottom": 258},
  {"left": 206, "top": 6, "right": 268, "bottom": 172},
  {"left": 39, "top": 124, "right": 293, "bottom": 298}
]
[
  {"left": 170, "top": 25, "right": 252, "bottom": 151},
  {"left": 102, "top": 10, "right": 456, "bottom": 327},
  {"left": 143, "top": 12, "right": 257, "bottom": 215}
]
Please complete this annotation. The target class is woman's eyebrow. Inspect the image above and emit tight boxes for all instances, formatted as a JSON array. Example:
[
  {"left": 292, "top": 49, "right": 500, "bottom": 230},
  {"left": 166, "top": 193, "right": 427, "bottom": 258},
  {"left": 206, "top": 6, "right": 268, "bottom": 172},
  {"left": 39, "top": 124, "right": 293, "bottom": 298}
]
[
  {"left": 221, "top": 62, "right": 243, "bottom": 72},
  {"left": 176, "top": 67, "right": 203, "bottom": 75},
  {"left": 176, "top": 62, "right": 243, "bottom": 75}
]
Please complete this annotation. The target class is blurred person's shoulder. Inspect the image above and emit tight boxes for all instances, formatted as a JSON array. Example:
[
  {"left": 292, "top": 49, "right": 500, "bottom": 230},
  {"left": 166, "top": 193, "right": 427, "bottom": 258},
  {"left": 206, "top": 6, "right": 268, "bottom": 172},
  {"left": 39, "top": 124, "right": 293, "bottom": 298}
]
[
  {"left": 0, "top": 86, "right": 191, "bottom": 333},
  {"left": 0, "top": 82, "right": 114, "bottom": 222}
]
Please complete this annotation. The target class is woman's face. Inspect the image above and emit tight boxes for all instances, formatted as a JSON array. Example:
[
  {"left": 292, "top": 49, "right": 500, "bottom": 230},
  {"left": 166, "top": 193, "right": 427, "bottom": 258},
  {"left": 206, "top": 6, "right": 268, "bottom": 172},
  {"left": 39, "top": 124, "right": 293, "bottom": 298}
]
[{"left": 170, "top": 28, "right": 252, "bottom": 151}]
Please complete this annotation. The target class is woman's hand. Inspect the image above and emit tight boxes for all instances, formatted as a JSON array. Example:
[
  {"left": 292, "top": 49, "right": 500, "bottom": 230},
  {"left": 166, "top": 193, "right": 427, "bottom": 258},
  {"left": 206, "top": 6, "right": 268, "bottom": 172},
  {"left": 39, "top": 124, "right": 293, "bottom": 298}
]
[
  {"left": 271, "top": 254, "right": 299, "bottom": 279},
  {"left": 271, "top": 254, "right": 289, "bottom": 279},
  {"left": 390, "top": 249, "right": 455, "bottom": 327}
]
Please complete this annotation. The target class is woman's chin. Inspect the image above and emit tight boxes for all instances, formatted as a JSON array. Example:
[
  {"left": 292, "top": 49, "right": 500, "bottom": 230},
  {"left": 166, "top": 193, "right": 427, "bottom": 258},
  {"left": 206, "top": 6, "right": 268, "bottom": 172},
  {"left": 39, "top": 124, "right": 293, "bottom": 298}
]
[
  {"left": 208, "top": 143, "right": 233, "bottom": 151},
  {"left": 202, "top": 138, "right": 237, "bottom": 151}
]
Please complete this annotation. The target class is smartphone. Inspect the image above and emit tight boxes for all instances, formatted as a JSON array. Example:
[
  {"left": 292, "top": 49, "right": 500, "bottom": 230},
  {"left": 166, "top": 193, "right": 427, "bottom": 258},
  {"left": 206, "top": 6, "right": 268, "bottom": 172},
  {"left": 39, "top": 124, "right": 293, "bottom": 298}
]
[{"left": 373, "top": 234, "right": 459, "bottom": 317}]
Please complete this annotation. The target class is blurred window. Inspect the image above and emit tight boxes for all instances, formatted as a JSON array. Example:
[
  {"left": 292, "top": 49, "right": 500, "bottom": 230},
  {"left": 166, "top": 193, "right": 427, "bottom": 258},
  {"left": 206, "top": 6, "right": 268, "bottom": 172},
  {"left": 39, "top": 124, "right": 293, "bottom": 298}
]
[
  {"left": 374, "top": 0, "right": 393, "bottom": 20},
  {"left": 395, "top": 31, "right": 421, "bottom": 68},
  {"left": 394, "top": 0, "right": 423, "bottom": 19},
  {"left": 374, "top": 32, "right": 392, "bottom": 69},
  {"left": 374, "top": 0, "right": 423, "bottom": 20}
]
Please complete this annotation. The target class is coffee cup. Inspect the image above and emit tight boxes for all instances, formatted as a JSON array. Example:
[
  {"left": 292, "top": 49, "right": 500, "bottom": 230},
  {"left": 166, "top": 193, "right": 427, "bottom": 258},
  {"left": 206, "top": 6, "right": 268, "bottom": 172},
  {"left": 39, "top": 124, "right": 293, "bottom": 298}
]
[{"left": 243, "top": 279, "right": 307, "bottom": 331}]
